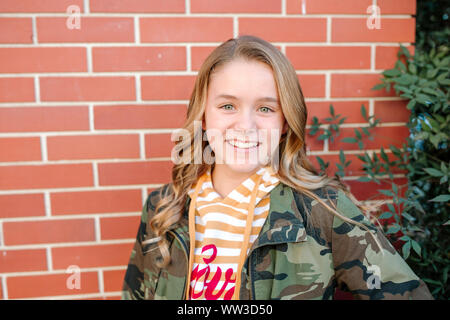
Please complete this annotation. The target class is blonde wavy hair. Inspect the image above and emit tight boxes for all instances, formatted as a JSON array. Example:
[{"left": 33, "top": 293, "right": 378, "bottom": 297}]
[{"left": 148, "top": 35, "right": 382, "bottom": 267}]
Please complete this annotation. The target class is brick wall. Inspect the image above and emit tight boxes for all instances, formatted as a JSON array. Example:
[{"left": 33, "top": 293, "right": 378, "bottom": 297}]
[{"left": 0, "top": 0, "right": 416, "bottom": 299}]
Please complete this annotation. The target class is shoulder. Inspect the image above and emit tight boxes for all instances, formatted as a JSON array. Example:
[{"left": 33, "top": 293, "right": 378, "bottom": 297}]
[{"left": 288, "top": 185, "right": 374, "bottom": 240}]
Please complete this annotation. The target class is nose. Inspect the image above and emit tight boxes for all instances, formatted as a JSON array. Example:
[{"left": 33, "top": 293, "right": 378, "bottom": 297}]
[{"left": 234, "top": 107, "right": 257, "bottom": 132}]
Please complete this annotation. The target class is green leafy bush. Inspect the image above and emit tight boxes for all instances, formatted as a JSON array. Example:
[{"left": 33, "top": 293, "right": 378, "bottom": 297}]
[{"left": 308, "top": 40, "right": 449, "bottom": 298}]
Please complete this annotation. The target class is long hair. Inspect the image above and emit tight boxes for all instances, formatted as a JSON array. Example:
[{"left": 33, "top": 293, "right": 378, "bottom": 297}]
[{"left": 147, "top": 35, "right": 382, "bottom": 267}]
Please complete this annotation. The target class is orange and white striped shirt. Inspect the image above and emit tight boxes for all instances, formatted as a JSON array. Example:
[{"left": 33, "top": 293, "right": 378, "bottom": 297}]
[{"left": 186, "top": 165, "right": 280, "bottom": 300}]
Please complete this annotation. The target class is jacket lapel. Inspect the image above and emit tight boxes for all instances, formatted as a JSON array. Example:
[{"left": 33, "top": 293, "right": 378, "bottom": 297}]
[{"left": 249, "top": 182, "right": 308, "bottom": 252}]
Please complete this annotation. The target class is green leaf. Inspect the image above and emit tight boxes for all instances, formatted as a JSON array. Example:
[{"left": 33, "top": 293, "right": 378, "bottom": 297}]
[
  {"left": 426, "top": 68, "right": 439, "bottom": 79},
  {"left": 406, "top": 99, "right": 416, "bottom": 110},
  {"left": 383, "top": 69, "right": 401, "bottom": 77},
  {"left": 380, "top": 147, "right": 389, "bottom": 162},
  {"left": 362, "top": 127, "right": 370, "bottom": 136},
  {"left": 329, "top": 104, "right": 335, "bottom": 117},
  {"left": 360, "top": 105, "right": 368, "bottom": 120},
  {"left": 430, "top": 195, "right": 450, "bottom": 202},
  {"left": 402, "top": 212, "right": 416, "bottom": 222},
  {"left": 372, "top": 83, "right": 386, "bottom": 91},
  {"left": 339, "top": 150, "right": 346, "bottom": 165},
  {"left": 400, "top": 44, "right": 411, "bottom": 59},
  {"left": 408, "top": 63, "right": 417, "bottom": 74},
  {"left": 341, "top": 137, "right": 358, "bottom": 143},
  {"left": 402, "top": 241, "right": 411, "bottom": 259},
  {"left": 411, "top": 240, "right": 421, "bottom": 257},
  {"left": 386, "top": 224, "right": 400, "bottom": 234},
  {"left": 378, "top": 211, "right": 393, "bottom": 219},
  {"left": 423, "top": 168, "right": 444, "bottom": 177},
  {"left": 399, "top": 235, "right": 411, "bottom": 242},
  {"left": 378, "top": 189, "right": 393, "bottom": 197}
]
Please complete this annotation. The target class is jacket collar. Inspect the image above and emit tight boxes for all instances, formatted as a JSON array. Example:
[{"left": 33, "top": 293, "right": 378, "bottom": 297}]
[{"left": 171, "top": 182, "right": 307, "bottom": 251}]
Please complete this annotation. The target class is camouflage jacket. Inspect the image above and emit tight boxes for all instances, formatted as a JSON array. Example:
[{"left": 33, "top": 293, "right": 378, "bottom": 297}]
[{"left": 122, "top": 182, "right": 433, "bottom": 300}]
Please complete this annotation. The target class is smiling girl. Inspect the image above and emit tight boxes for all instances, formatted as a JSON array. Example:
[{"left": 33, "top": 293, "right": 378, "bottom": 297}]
[{"left": 122, "top": 35, "right": 432, "bottom": 300}]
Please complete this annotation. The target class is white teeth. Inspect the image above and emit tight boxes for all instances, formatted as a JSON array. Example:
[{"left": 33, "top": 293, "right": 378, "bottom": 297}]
[{"left": 228, "top": 140, "right": 259, "bottom": 149}]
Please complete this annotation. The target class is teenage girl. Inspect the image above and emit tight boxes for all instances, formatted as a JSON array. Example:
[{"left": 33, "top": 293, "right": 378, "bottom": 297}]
[{"left": 122, "top": 35, "right": 433, "bottom": 300}]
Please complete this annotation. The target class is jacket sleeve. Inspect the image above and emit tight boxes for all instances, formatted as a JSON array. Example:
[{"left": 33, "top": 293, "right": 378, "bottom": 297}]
[
  {"left": 331, "top": 190, "right": 434, "bottom": 300},
  {"left": 122, "top": 191, "right": 159, "bottom": 300}
]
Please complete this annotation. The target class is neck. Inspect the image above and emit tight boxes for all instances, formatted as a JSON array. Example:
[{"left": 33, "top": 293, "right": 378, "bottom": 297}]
[{"left": 211, "top": 164, "right": 260, "bottom": 198}]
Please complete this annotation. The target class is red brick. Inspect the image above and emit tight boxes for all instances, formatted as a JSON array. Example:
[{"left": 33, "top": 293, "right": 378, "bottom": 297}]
[
  {"left": 306, "top": 101, "right": 368, "bottom": 125},
  {"left": 94, "top": 105, "right": 187, "bottom": 130},
  {"left": 141, "top": 75, "right": 195, "bottom": 100},
  {"left": 374, "top": 100, "right": 411, "bottom": 123},
  {"left": 140, "top": 17, "right": 233, "bottom": 43},
  {"left": 286, "top": 46, "right": 371, "bottom": 70},
  {"left": 287, "top": 0, "right": 372, "bottom": 14},
  {"left": 191, "top": 46, "right": 216, "bottom": 71},
  {"left": 375, "top": 45, "right": 415, "bottom": 70},
  {"left": 0, "top": 18, "right": 33, "bottom": 43},
  {"left": 3, "top": 218, "right": 95, "bottom": 245},
  {"left": 90, "top": 0, "right": 184, "bottom": 13},
  {"left": 328, "top": 126, "right": 409, "bottom": 151},
  {"left": 40, "top": 77, "right": 135, "bottom": 102},
  {"left": 378, "top": 0, "right": 416, "bottom": 14},
  {"left": 0, "top": 249, "right": 47, "bottom": 273},
  {"left": 0, "top": 47, "right": 87, "bottom": 73},
  {"left": 51, "top": 189, "right": 142, "bottom": 215},
  {"left": 305, "top": 135, "right": 324, "bottom": 152},
  {"left": 7, "top": 272, "right": 99, "bottom": 299},
  {"left": 239, "top": 18, "right": 327, "bottom": 42},
  {"left": 100, "top": 215, "right": 141, "bottom": 240},
  {"left": 332, "top": 18, "right": 415, "bottom": 43},
  {"left": 0, "top": 106, "right": 89, "bottom": 133},
  {"left": 0, "top": 78, "right": 35, "bottom": 102},
  {"left": 0, "top": 193, "right": 45, "bottom": 218},
  {"left": 103, "top": 269, "right": 126, "bottom": 292},
  {"left": 98, "top": 161, "right": 173, "bottom": 186},
  {"left": 191, "top": 0, "right": 281, "bottom": 13},
  {"left": 298, "top": 74, "right": 326, "bottom": 98},
  {"left": 47, "top": 134, "right": 140, "bottom": 160},
  {"left": 37, "top": 17, "right": 134, "bottom": 43},
  {"left": 0, "top": 164, "right": 93, "bottom": 190},
  {"left": 0, "top": 0, "right": 84, "bottom": 12},
  {"left": 145, "top": 133, "right": 176, "bottom": 158},
  {"left": 0, "top": 137, "right": 41, "bottom": 162},
  {"left": 92, "top": 46, "right": 186, "bottom": 72},
  {"left": 345, "top": 177, "right": 407, "bottom": 201},
  {"left": 52, "top": 243, "right": 134, "bottom": 269},
  {"left": 331, "top": 74, "right": 396, "bottom": 98}
]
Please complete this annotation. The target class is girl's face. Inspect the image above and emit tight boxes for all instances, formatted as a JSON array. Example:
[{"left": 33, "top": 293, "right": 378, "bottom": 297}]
[{"left": 203, "top": 58, "right": 288, "bottom": 175}]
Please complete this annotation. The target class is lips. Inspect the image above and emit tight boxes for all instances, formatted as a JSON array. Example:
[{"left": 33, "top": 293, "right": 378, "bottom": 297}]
[{"left": 226, "top": 139, "right": 260, "bottom": 149}]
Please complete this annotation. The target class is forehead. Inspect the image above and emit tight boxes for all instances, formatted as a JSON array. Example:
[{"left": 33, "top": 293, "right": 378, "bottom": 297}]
[{"left": 208, "top": 59, "right": 278, "bottom": 99}]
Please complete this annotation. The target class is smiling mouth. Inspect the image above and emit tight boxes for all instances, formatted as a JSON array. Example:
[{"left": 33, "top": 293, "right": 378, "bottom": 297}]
[{"left": 226, "top": 139, "right": 260, "bottom": 149}]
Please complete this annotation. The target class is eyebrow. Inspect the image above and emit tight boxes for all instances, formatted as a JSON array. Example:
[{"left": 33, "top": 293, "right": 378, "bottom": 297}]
[{"left": 215, "top": 94, "right": 279, "bottom": 104}]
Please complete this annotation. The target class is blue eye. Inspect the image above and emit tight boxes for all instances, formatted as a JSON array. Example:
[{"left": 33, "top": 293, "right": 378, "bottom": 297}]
[
  {"left": 260, "top": 106, "right": 274, "bottom": 113},
  {"left": 220, "top": 104, "right": 234, "bottom": 110}
]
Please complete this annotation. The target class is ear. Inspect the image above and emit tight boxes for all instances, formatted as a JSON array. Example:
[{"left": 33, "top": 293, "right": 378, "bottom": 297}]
[{"left": 282, "top": 121, "right": 288, "bottom": 135}]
